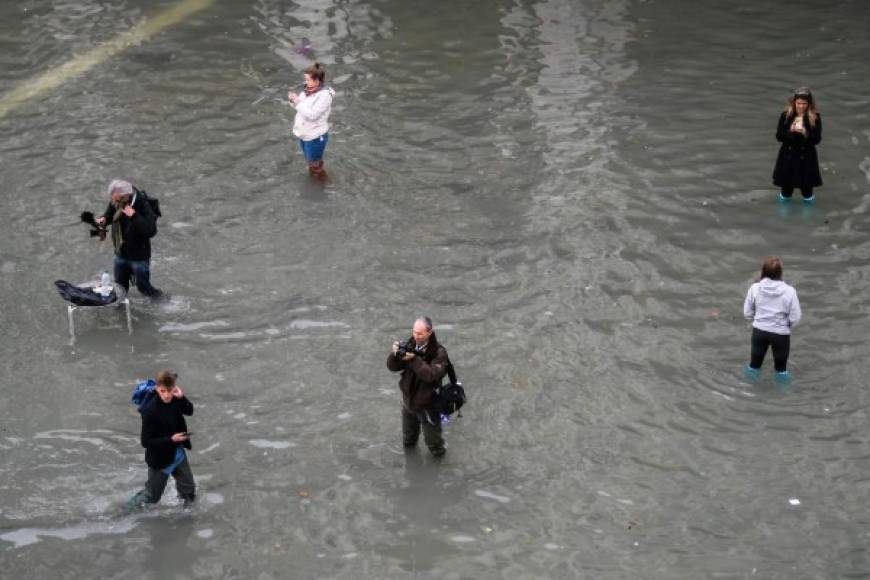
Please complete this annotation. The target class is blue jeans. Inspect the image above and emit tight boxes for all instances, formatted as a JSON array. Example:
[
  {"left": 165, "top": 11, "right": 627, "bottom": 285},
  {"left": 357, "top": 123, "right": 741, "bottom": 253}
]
[
  {"left": 113, "top": 256, "right": 162, "bottom": 298},
  {"left": 299, "top": 133, "right": 329, "bottom": 162}
]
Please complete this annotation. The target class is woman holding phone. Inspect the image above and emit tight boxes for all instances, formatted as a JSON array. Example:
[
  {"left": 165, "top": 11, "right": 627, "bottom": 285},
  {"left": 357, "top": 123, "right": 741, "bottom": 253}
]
[
  {"left": 773, "top": 87, "right": 822, "bottom": 202},
  {"left": 288, "top": 62, "right": 335, "bottom": 178}
]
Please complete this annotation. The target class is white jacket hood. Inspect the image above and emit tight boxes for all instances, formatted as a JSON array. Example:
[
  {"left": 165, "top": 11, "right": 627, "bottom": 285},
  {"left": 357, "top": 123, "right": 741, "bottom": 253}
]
[{"left": 743, "top": 278, "right": 801, "bottom": 335}]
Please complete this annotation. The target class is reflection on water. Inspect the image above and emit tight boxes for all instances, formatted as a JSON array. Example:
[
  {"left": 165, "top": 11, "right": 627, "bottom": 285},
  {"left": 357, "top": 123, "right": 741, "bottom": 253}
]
[
  {"left": 0, "top": 518, "right": 138, "bottom": 549},
  {"left": 254, "top": 0, "right": 392, "bottom": 67},
  {"left": 1, "top": 0, "right": 870, "bottom": 578}
]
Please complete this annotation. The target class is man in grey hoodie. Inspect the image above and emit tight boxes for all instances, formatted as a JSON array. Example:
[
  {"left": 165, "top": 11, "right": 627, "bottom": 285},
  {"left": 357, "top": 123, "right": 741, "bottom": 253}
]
[{"left": 743, "top": 256, "right": 802, "bottom": 381}]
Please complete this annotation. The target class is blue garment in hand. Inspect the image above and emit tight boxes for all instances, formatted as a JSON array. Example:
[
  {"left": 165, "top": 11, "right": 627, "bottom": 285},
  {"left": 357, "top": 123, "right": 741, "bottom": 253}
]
[{"left": 162, "top": 447, "right": 186, "bottom": 475}]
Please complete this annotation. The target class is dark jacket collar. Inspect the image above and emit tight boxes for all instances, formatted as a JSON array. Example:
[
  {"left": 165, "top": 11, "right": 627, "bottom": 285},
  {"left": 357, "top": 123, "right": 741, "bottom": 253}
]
[{"left": 407, "top": 332, "right": 440, "bottom": 360}]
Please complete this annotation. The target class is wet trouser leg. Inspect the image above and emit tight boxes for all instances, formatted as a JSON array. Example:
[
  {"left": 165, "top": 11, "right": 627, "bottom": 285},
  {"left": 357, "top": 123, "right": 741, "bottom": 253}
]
[
  {"left": 171, "top": 457, "right": 196, "bottom": 501},
  {"left": 130, "top": 260, "right": 162, "bottom": 298},
  {"left": 749, "top": 327, "right": 769, "bottom": 369},
  {"left": 129, "top": 458, "right": 195, "bottom": 508},
  {"left": 769, "top": 332, "right": 791, "bottom": 372},
  {"left": 129, "top": 466, "right": 171, "bottom": 508},
  {"left": 402, "top": 407, "right": 445, "bottom": 456},
  {"left": 114, "top": 257, "right": 162, "bottom": 297},
  {"left": 113, "top": 256, "right": 133, "bottom": 293},
  {"left": 750, "top": 328, "right": 790, "bottom": 372},
  {"left": 402, "top": 407, "right": 421, "bottom": 447},
  {"left": 421, "top": 416, "right": 445, "bottom": 457}
]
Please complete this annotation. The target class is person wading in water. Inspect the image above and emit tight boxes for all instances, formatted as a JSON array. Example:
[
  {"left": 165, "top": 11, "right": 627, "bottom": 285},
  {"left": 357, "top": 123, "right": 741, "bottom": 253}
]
[
  {"left": 288, "top": 62, "right": 335, "bottom": 179},
  {"left": 773, "top": 87, "right": 822, "bottom": 203}
]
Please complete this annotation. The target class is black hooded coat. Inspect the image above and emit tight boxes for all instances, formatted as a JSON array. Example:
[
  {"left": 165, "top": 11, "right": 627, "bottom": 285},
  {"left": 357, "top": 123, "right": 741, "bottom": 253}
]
[{"left": 772, "top": 111, "right": 822, "bottom": 190}]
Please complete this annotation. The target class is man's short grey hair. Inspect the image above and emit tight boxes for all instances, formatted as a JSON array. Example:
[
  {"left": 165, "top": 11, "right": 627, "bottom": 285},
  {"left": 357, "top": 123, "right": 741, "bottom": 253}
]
[
  {"left": 107, "top": 179, "right": 133, "bottom": 196},
  {"left": 415, "top": 316, "right": 433, "bottom": 331}
]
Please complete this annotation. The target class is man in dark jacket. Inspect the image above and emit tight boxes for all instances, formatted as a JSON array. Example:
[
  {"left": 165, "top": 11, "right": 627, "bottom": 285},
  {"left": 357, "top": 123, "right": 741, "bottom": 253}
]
[
  {"left": 128, "top": 370, "right": 195, "bottom": 508},
  {"left": 387, "top": 317, "right": 449, "bottom": 457},
  {"left": 94, "top": 179, "right": 163, "bottom": 298}
]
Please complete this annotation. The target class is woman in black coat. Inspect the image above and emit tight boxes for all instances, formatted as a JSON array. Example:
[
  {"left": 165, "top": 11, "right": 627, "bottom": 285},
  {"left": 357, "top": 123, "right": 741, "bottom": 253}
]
[{"left": 773, "top": 87, "right": 822, "bottom": 202}]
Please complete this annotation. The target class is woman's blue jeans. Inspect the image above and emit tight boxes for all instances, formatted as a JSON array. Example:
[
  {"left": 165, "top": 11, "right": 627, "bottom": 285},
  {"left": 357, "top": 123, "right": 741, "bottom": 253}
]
[{"left": 299, "top": 133, "right": 329, "bottom": 162}]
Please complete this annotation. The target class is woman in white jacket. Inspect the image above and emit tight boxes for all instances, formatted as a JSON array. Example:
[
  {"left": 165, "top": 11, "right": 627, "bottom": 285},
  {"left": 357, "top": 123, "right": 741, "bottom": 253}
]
[
  {"left": 288, "top": 63, "right": 335, "bottom": 177},
  {"left": 743, "top": 256, "right": 802, "bottom": 382}
]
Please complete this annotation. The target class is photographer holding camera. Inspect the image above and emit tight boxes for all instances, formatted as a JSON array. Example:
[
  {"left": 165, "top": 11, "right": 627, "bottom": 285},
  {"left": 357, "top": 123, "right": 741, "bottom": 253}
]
[
  {"left": 94, "top": 179, "right": 163, "bottom": 299},
  {"left": 386, "top": 317, "right": 449, "bottom": 457}
]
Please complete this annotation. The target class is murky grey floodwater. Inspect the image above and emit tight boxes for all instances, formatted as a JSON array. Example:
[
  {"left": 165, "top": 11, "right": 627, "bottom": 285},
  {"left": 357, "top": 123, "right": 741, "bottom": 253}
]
[{"left": 2, "top": 0, "right": 870, "bottom": 578}]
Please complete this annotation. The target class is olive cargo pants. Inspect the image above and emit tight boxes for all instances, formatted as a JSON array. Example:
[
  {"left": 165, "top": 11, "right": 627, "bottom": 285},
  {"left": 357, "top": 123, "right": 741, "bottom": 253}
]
[{"left": 128, "top": 457, "right": 196, "bottom": 509}]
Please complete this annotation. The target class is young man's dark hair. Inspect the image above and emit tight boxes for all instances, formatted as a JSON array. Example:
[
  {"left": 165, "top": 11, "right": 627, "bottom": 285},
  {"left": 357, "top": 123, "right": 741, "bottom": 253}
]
[
  {"left": 127, "top": 370, "right": 195, "bottom": 510},
  {"left": 156, "top": 370, "right": 177, "bottom": 388}
]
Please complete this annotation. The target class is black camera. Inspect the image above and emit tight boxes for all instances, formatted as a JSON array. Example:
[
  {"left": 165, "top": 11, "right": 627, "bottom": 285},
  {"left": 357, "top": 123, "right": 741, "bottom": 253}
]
[
  {"left": 396, "top": 340, "right": 424, "bottom": 358},
  {"left": 80, "top": 211, "right": 107, "bottom": 240}
]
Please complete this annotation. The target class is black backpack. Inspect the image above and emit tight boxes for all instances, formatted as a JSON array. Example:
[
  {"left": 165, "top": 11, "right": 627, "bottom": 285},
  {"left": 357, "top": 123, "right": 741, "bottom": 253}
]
[
  {"left": 135, "top": 188, "right": 161, "bottom": 238},
  {"left": 433, "top": 358, "right": 466, "bottom": 418}
]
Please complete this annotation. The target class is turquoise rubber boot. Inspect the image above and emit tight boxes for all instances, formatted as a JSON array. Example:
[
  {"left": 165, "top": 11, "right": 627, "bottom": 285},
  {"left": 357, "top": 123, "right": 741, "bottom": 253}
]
[
  {"left": 744, "top": 366, "right": 761, "bottom": 381},
  {"left": 774, "top": 370, "right": 792, "bottom": 384},
  {"left": 802, "top": 194, "right": 815, "bottom": 204}
]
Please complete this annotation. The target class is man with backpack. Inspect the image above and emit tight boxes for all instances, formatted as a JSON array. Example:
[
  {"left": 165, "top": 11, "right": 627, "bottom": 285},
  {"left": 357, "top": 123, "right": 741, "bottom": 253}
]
[
  {"left": 128, "top": 370, "right": 196, "bottom": 509},
  {"left": 387, "top": 317, "right": 450, "bottom": 457},
  {"left": 94, "top": 179, "right": 163, "bottom": 299}
]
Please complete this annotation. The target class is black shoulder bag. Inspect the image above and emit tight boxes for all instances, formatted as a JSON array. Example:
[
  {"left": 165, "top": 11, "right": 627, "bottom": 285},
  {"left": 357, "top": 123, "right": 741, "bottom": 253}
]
[{"left": 434, "top": 357, "right": 467, "bottom": 418}]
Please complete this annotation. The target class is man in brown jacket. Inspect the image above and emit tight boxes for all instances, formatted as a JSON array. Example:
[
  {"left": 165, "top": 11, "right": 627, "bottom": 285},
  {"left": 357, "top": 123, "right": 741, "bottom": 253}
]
[{"left": 387, "top": 317, "right": 449, "bottom": 457}]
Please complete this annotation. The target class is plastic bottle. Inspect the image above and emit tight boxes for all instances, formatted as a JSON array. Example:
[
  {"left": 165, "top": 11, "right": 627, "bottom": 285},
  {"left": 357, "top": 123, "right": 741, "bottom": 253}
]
[{"left": 99, "top": 271, "right": 112, "bottom": 297}]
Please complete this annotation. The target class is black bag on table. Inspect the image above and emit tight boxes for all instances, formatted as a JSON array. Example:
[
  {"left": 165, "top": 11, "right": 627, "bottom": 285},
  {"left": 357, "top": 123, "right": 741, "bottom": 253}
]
[{"left": 54, "top": 280, "right": 117, "bottom": 306}]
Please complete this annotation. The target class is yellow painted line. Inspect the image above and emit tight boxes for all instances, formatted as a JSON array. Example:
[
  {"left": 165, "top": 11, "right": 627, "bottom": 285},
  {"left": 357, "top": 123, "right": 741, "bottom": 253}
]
[{"left": 0, "top": 0, "right": 214, "bottom": 120}]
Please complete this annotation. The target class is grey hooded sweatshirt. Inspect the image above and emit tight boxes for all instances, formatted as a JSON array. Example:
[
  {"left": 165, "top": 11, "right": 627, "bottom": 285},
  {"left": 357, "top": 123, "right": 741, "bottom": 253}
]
[{"left": 743, "top": 278, "right": 801, "bottom": 335}]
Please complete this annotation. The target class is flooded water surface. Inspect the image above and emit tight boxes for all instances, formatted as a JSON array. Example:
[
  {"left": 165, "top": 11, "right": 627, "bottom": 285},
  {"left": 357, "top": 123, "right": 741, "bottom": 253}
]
[{"left": 2, "top": 0, "right": 870, "bottom": 578}]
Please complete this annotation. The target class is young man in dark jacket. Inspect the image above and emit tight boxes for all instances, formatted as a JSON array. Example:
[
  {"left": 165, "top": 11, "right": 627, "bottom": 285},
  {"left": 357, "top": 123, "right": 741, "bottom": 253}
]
[
  {"left": 95, "top": 179, "right": 163, "bottom": 298},
  {"left": 387, "top": 317, "right": 449, "bottom": 457},
  {"left": 128, "top": 371, "right": 195, "bottom": 508}
]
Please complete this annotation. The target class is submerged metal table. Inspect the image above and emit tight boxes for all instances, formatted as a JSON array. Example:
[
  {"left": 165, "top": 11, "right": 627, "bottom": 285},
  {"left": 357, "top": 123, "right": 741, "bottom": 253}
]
[{"left": 67, "top": 280, "right": 131, "bottom": 338}]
